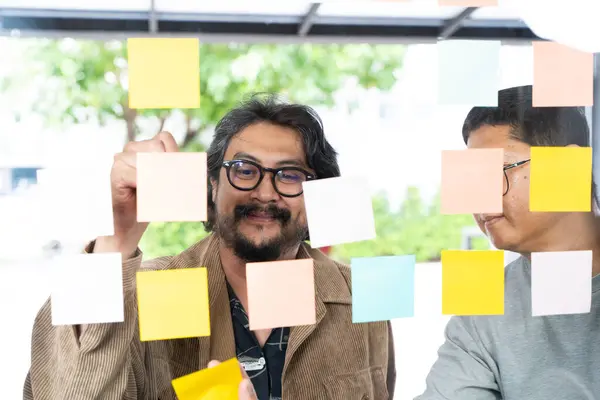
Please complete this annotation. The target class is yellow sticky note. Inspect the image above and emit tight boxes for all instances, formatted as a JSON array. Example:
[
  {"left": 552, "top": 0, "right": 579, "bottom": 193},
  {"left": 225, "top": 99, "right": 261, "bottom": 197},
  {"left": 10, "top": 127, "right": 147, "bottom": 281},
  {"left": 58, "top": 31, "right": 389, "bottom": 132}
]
[
  {"left": 137, "top": 268, "right": 210, "bottom": 341},
  {"left": 530, "top": 146, "right": 592, "bottom": 212},
  {"left": 172, "top": 358, "right": 242, "bottom": 400},
  {"left": 442, "top": 250, "right": 504, "bottom": 316},
  {"left": 127, "top": 38, "right": 200, "bottom": 109}
]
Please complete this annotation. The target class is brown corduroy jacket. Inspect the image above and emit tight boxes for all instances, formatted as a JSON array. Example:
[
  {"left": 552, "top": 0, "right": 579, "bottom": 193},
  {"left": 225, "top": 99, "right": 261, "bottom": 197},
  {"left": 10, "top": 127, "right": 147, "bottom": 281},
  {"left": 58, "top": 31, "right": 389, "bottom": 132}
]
[{"left": 24, "top": 235, "right": 396, "bottom": 400}]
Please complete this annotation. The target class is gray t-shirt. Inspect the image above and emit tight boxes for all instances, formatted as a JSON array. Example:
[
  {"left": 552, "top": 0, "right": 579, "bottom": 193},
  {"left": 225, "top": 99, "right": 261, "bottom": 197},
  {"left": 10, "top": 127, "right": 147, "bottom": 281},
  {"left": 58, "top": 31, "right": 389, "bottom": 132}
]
[{"left": 416, "top": 256, "right": 600, "bottom": 400}]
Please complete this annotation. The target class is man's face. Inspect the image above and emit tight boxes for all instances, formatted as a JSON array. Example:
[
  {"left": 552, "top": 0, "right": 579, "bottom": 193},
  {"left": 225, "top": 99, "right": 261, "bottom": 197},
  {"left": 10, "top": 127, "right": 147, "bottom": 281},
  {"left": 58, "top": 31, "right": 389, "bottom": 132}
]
[
  {"left": 211, "top": 122, "right": 311, "bottom": 262},
  {"left": 467, "top": 125, "right": 566, "bottom": 252}
]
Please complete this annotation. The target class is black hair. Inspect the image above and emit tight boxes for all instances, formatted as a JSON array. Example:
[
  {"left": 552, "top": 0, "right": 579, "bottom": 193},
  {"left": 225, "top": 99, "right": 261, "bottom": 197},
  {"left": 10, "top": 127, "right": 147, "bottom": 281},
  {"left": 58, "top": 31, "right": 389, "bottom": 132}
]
[
  {"left": 203, "top": 93, "right": 341, "bottom": 232},
  {"left": 462, "top": 85, "right": 597, "bottom": 204}
]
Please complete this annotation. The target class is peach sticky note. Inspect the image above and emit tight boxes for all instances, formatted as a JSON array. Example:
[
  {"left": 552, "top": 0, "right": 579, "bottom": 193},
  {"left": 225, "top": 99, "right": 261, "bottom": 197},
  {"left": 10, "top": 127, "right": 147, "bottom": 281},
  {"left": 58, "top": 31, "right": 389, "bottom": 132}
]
[
  {"left": 442, "top": 250, "right": 504, "bottom": 316},
  {"left": 137, "top": 268, "right": 210, "bottom": 341},
  {"left": 530, "top": 146, "right": 592, "bottom": 212},
  {"left": 127, "top": 38, "right": 200, "bottom": 109},
  {"left": 533, "top": 41, "right": 593, "bottom": 107},
  {"left": 137, "top": 152, "right": 207, "bottom": 222},
  {"left": 441, "top": 149, "right": 504, "bottom": 214},
  {"left": 172, "top": 357, "right": 243, "bottom": 400},
  {"left": 439, "top": 0, "right": 497, "bottom": 5},
  {"left": 246, "top": 259, "right": 316, "bottom": 330},
  {"left": 531, "top": 251, "right": 592, "bottom": 317}
]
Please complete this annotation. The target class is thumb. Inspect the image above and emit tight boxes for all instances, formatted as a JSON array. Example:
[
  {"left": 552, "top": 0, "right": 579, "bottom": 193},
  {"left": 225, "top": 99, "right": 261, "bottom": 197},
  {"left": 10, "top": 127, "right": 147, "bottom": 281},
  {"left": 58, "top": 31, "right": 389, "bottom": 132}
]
[{"left": 238, "top": 379, "right": 258, "bottom": 400}]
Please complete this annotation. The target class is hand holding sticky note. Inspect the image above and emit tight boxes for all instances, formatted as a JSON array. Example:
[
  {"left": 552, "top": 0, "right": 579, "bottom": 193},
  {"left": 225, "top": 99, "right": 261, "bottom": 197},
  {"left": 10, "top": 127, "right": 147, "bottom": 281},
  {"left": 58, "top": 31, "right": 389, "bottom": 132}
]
[{"left": 172, "top": 358, "right": 243, "bottom": 400}]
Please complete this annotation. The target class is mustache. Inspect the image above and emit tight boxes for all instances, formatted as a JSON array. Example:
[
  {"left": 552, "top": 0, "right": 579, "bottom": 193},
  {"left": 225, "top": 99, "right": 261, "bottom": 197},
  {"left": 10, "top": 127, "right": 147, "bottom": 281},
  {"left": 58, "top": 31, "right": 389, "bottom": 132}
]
[{"left": 234, "top": 203, "right": 291, "bottom": 223}]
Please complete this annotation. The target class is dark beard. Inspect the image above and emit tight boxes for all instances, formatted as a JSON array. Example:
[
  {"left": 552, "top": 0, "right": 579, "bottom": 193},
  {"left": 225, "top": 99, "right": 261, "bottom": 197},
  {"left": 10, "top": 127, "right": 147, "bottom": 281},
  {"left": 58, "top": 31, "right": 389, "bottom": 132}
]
[{"left": 216, "top": 203, "right": 308, "bottom": 263}]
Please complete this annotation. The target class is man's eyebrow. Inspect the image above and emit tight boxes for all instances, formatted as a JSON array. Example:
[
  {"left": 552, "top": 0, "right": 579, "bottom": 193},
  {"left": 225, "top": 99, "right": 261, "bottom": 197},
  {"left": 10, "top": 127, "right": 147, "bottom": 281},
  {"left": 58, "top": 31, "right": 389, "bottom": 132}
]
[
  {"left": 275, "top": 159, "right": 307, "bottom": 168},
  {"left": 232, "top": 152, "right": 260, "bottom": 162},
  {"left": 232, "top": 152, "right": 308, "bottom": 168}
]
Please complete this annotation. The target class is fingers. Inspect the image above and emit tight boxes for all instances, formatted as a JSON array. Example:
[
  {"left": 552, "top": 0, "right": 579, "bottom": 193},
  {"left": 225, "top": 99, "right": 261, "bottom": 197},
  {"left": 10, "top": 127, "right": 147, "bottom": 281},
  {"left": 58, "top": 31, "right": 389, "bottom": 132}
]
[
  {"left": 121, "top": 131, "right": 178, "bottom": 154},
  {"left": 207, "top": 360, "right": 220, "bottom": 368},
  {"left": 238, "top": 379, "right": 258, "bottom": 400},
  {"left": 155, "top": 131, "right": 179, "bottom": 152}
]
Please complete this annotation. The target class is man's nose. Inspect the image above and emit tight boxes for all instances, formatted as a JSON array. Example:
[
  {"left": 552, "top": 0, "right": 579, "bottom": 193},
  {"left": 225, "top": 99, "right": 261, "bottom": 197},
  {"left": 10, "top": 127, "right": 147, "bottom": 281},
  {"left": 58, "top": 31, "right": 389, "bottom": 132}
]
[{"left": 252, "top": 175, "right": 279, "bottom": 202}]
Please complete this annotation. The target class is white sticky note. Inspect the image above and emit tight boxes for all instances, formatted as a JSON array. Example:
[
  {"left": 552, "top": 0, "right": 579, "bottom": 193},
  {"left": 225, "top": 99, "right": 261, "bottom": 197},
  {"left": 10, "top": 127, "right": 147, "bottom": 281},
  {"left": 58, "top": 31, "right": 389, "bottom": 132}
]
[
  {"left": 38, "top": 162, "right": 114, "bottom": 245},
  {"left": 414, "top": 262, "right": 443, "bottom": 318},
  {"left": 51, "top": 253, "right": 124, "bottom": 325},
  {"left": 303, "top": 176, "right": 376, "bottom": 248},
  {"left": 438, "top": 40, "right": 501, "bottom": 106},
  {"left": 531, "top": 250, "right": 592, "bottom": 317}
]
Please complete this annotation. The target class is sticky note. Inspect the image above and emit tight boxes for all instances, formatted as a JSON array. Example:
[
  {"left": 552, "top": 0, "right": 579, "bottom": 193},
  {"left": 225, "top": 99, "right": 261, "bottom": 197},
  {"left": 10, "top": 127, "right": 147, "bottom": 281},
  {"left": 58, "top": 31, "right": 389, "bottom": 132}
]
[
  {"left": 246, "top": 259, "right": 315, "bottom": 330},
  {"left": 414, "top": 262, "right": 442, "bottom": 318},
  {"left": 303, "top": 176, "right": 376, "bottom": 248},
  {"left": 172, "top": 358, "right": 242, "bottom": 400},
  {"left": 38, "top": 163, "right": 114, "bottom": 244},
  {"left": 442, "top": 250, "right": 504, "bottom": 315},
  {"left": 438, "top": 40, "right": 500, "bottom": 106},
  {"left": 137, "top": 152, "right": 207, "bottom": 222},
  {"left": 533, "top": 41, "right": 593, "bottom": 107},
  {"left": 439, "top": 0, "right": 497, "bottom": 5},
  {"left": 441, "top": 149, "right": 504, "bottom": 214},
  {"left": 137, "top": 268, "right": 210, "bottom": 341},
  {"left": 127, "top": 38, "right": 200, "bottom": 109},
  {"left": 530, "top": 146, "right": 592, "bottom": 212},
  {"left": 351, "top": 255, "right": 416, "bottom": 323},
  {"left": 532, "top": 251, "right": 592, "bottom": 316},
  {"left": 51, "top": 253, "right": 124, "bottom": 325}
]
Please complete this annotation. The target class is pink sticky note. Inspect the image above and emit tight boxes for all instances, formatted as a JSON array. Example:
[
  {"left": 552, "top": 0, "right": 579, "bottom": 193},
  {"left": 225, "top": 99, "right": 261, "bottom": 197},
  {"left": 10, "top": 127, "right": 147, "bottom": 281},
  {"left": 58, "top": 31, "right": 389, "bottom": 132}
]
[
  {"left": 137, "top": 152, "right": 207, "bottom": 222},
  {"left": 533, "top": 41, "right": 593, "bottom": 107},
  {"left": 439, "top": 0, "right": 497, "bottom": 5},
  {"left": 441, "top": 149, "right": 504, "bottom": 214},
  {"left": 247, "top": 259, "right": 316, "bottom": 330}
]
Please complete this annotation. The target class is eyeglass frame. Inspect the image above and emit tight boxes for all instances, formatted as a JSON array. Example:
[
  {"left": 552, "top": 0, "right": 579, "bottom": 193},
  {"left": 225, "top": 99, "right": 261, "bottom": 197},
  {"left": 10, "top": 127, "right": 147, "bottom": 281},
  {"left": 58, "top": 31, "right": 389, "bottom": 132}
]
[
  {"left": 503, "top": 159, "right": 530, "bottom": 196},
  {"left": 221, "top": 159, "right": 317, "bottom": 198}
]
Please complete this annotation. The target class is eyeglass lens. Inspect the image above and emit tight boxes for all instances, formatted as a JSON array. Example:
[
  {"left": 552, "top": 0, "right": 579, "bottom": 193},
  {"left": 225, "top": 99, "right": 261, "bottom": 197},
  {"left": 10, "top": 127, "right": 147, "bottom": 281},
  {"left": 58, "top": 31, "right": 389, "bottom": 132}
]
[{"left": 228, "top": 161, "right": 308, "bottom": 196}]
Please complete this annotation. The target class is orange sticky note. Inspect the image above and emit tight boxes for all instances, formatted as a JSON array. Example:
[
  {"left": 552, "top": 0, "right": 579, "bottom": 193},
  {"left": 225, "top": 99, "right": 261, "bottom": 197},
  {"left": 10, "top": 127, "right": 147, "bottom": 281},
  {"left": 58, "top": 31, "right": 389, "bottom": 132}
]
[
  {"left": 137, "top": 152, "right": 207, "bottom": 222},
  {"left": 247, "top": 259, "right": 316, "bottom": 330},
  {"left": 442, "top": 250, "right": 504, "bottom": 316},
  {"left": 533, "top": 41, "right": 593, "bottom": 107},
  {"left": 438, "top": 0, "right": 497, "bottom": 5},
  {"left": 530, "top": 146, "right": 592, "bottom": 212},
  {"left": 172, "top": 358, "right": 242, "bottom": 400},
  {"left": 127, "top": 38, "right": 200, "bottom": 109},
  {"left": 441, "top": 149, "right": 504, "bottom": 214},
  {"left": 137, "top": 268, "right": 210, "bottom": 341}
]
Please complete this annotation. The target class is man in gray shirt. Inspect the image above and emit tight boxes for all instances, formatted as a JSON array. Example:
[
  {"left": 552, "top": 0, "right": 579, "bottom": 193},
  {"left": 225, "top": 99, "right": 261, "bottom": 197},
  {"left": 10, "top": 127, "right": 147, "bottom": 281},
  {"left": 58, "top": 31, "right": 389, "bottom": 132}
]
[{"left": 417, "top": 85, "right": 600, "bottom": 400}]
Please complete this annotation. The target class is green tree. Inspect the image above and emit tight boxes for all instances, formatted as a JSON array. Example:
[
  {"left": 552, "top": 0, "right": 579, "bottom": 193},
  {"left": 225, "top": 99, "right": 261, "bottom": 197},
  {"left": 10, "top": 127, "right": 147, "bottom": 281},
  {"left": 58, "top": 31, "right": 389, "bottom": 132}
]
[
  {"left": 5, "top": 38, "right": 405, "bottom": 257},
  {"left": 332, "top": 187, "right": 488, "bottom": 263}
]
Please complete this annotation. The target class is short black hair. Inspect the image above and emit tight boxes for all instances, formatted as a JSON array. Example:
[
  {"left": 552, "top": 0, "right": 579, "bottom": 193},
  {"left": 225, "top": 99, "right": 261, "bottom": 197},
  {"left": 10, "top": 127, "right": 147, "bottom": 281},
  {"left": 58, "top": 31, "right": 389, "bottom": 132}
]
[
  {"left": 462, "top": 85, "right": 590, "bottom": 147},
  {"left": 462, "top": 85, "right": 596, "bottom": 204},
  {"left": 203, "top": 93, "right": 341, "bottom": 232}
]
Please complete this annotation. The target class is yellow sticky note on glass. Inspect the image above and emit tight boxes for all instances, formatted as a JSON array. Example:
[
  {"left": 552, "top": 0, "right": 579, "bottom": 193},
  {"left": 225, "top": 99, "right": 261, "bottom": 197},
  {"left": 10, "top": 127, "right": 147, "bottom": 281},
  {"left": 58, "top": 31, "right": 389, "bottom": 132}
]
[
  {"left": 442, "top": 250, "right": 504, "bottom": 316},
  {"left": 530, "top": 146, "right": 592, "bottom": 212},
  {"left": 127, "top": 38, "right": 200, "bottom": 109},
  {"left": 137, "top": 268, "right": 210, "bottom": 341},
  {"left": 172, "top": 358, "right": 242, "bottom": 400}
]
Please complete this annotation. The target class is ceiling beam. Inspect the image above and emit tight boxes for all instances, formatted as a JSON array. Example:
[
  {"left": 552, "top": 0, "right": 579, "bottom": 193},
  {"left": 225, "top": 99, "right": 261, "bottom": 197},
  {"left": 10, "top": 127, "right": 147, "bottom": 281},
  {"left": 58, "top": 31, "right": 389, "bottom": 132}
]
[
  {"left": 298, "top": 3, "right": 321, "bottom": 37},
  {"left": 438, "top": 7, "right": 477, "bottom": 40}
]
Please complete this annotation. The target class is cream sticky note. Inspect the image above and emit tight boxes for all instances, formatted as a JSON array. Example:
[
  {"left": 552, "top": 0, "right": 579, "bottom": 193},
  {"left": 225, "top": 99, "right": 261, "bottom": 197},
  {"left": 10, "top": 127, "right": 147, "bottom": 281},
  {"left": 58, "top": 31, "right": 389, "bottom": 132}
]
[
  {"left": 137, "top": 268, "right": 210, "bottom": 341},
  {"left": 531, "top": 251, "right": 592, "bottom": 316},
  {"left": 441, "top": 148, "right": 504, "bottom": 214},
  {"left": 137, "top": 152, "right": 207, "bottom": 222},
  {"left": 38, "top": 163, "right": 114, "bottom": 244},
  {"left": 127, "top": 38, "right": 200, "bottom": 109},
  {"left": 442, "top": 250, "right": 504, "bottom": 316},
  {"left": 533, "top": 41, "right": 593, "bottom": 107},
  {"left": 530, "top": 146, "right": 592, "bottom": 212},
  {"left": 303, "top": 176, "right": 376, "bottom": 248},
  {"left": 172, "top": 358, "right": 242, "bottom": 400},
  {"left": 439, "top": 0, "right": 497, "bottom": 5},
  {"left": 51, "top": 253, "right": 124, "bottom": 325},
  {"left": 246, "top": 259, "right": 316, "bottom": 330},
  {"left": 438, "top": 40, "right": 500, "bottom": 106}
]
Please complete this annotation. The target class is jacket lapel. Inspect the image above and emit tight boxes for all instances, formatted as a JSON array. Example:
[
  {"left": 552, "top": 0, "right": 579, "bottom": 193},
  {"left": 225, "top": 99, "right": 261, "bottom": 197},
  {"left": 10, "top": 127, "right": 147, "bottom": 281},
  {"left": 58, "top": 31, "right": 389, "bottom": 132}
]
[{"left": 283, "top": 244, "right": 352, "bottom": 379}]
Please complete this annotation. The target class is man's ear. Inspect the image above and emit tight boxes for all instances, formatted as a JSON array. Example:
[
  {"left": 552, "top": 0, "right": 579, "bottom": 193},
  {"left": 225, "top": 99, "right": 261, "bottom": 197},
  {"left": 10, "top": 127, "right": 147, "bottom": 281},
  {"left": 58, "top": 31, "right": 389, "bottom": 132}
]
[{"left": 210, "top": 177, "right": 218, "bottom": 203}]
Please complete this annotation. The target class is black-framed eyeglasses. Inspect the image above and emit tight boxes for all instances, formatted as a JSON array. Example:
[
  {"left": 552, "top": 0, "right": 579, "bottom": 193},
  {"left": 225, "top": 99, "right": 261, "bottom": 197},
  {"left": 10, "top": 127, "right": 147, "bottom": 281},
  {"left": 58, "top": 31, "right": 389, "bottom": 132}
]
[
  {"left": 222, "top": 159, "right": 316, "bottom": 198},
  {"left": 503, "top": 159, "right": 530, "bottom": 196}
]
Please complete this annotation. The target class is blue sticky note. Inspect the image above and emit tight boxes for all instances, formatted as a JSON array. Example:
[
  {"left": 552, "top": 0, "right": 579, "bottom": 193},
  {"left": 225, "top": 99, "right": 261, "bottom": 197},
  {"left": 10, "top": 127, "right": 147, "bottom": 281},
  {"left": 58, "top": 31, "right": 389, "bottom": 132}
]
[{"left": 351, "top": 255, "right": 416, "bottom": 323}]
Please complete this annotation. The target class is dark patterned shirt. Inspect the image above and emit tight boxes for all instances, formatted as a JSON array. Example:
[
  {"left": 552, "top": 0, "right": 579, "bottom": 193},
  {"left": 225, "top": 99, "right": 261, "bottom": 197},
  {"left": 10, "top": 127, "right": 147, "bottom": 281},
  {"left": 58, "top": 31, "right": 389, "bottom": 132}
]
[{"left": 227, "top": 283, "right": 290, "bottom": 400}]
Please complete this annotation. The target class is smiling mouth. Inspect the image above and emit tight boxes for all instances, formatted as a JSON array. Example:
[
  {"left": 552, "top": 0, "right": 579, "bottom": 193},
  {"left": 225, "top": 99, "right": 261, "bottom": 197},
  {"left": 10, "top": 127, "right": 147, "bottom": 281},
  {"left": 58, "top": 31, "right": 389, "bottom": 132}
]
[{"left": 246, "top": 211, "right": 278, "bottom": 223}]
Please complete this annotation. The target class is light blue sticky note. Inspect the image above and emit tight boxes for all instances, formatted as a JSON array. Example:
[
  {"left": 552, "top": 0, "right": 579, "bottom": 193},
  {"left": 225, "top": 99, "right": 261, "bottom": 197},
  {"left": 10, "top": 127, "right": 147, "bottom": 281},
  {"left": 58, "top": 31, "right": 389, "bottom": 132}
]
[
  {"left": 351, "top": 255, "right": 416, "bottom": 323},
  {"left": 438, "top": 40, "right": 501, "bottom": 106}
]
